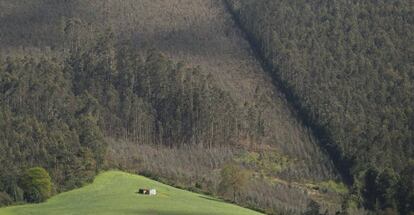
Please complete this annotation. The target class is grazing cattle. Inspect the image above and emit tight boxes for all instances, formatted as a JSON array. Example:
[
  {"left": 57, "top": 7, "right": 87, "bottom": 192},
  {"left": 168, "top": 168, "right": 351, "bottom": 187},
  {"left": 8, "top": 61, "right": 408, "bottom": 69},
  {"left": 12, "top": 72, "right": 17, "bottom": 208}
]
[{"left": 138, "top": 188, "right": 156, "bottom": 195}]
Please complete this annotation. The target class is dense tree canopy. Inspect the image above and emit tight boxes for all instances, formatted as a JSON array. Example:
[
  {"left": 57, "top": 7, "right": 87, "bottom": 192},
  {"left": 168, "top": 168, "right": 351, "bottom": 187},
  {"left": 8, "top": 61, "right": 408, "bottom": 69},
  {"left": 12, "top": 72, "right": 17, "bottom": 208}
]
[{"left": 225, "top": 0, "right": 413, "bottom": 214}]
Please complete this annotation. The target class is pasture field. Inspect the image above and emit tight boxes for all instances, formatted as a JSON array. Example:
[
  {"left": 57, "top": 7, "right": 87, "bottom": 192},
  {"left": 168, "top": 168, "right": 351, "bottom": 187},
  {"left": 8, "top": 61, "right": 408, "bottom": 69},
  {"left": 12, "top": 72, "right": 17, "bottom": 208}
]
[{"left": 0, "top": 171, "right": 262, "bottom": 215}]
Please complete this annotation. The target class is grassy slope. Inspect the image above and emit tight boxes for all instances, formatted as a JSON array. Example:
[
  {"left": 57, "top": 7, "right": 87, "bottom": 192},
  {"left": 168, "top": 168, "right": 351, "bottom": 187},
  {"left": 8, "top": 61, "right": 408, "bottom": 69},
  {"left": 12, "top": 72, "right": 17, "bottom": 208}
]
[{"left": 0, "top": 171, "right": 262, "bottom": 215}]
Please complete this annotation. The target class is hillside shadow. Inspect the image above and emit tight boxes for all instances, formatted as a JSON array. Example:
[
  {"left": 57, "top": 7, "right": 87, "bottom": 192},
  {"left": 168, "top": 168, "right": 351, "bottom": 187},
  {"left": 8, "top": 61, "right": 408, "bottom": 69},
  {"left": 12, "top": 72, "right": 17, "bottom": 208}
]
[{"left": 0, "top": 0, "right": 69, "bottom": 48}]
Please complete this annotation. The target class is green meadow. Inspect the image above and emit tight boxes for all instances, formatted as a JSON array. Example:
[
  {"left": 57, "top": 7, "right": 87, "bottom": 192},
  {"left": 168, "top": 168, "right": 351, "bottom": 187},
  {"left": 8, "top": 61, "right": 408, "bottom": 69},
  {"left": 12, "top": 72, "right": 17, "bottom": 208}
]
[{"left": 0, "top": 171, "right": 262, "bottom": 215}]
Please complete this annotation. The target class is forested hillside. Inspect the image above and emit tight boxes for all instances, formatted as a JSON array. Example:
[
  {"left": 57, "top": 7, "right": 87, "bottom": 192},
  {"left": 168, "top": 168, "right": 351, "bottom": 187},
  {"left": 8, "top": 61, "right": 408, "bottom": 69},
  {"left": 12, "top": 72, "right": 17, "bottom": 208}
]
[
  {"left": 225, "top": 0, "right": 414, "bottom": 214},
  {"left": 0, "top": 1, "right": 348, "bottom": 214},
  {"left": 0, "top": 33, "right": 240, "bottom": 198},
  {"left": 1, "top": 0, "right": 411, "bottom": 214}
]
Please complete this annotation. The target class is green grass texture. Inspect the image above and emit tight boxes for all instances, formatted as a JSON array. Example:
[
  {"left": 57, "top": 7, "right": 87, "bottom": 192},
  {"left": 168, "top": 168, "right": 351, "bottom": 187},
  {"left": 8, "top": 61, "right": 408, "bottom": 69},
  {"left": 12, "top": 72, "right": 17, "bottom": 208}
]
[{"left": 0, "top": 171, "right": 263, "bottom": 215}]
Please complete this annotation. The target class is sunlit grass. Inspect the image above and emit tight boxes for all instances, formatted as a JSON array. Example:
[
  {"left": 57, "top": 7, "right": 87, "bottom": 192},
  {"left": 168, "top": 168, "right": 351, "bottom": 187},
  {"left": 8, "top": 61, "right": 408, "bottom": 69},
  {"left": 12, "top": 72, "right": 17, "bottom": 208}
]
[{"left": 0, "top": 171, "right": 262, "bottom": 215}]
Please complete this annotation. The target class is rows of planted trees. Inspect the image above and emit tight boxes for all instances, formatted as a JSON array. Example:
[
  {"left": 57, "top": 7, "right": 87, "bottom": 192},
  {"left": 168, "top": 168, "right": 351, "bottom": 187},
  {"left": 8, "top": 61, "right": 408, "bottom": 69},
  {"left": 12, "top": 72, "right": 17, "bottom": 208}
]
[{"left": 224, "top": 0, "right": 414, "bottom": 214}]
